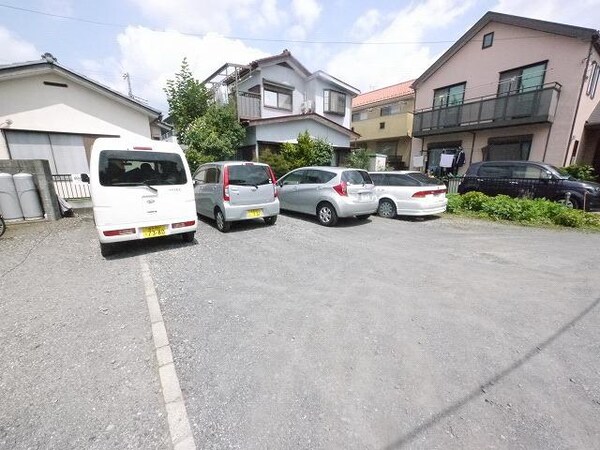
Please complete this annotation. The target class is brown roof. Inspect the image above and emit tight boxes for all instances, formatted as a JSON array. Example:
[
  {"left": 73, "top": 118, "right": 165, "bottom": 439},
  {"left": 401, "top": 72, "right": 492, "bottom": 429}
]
[{"left": 352, "top": 80, "right": 415, "bottom": 108}]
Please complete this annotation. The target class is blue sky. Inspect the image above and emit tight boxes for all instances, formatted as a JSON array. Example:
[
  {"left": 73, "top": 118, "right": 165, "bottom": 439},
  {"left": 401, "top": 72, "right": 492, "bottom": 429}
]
[{"left": 1, "top": 0, "right": 599, "bottom": 114}]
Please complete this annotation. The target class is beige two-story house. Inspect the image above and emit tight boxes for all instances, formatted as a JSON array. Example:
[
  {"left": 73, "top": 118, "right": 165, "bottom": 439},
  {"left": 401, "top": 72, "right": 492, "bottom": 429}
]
[
  {"left": 351, "top": 80, "right": 414, "bottom": 169},
  {"left": 410, "top": 12, "right": 600, "bottom": 177},
  {"left": 204, "top": 50, "right": 360, "bottom": 165}
]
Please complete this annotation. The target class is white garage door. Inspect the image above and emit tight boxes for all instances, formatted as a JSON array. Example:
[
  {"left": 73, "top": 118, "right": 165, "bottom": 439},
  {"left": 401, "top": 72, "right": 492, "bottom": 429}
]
[{"left": 6, "top": 131, "right": 89, "bottom": 174}]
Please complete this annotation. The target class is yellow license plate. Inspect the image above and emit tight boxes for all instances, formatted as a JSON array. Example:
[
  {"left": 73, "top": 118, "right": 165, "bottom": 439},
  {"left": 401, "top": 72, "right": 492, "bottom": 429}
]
[
  {"left": 142, "top": 225, "right": 166, "bottom": 238},
  {"left": 246, "top": 209, "right": 263, "bottom": 218}
]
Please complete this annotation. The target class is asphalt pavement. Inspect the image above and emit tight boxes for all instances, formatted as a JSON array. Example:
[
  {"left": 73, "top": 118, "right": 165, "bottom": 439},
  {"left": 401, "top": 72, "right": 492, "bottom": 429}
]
[{"left": 1, "top": 211, "right": 599, "bottom": 449}]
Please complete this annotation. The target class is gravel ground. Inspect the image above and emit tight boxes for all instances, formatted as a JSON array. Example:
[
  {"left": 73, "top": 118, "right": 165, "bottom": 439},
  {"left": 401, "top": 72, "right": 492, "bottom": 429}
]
[
  {"left": 0, "top": 215, "right": 170, "bottom": 449},
  {"left": 145, "top": 212, "right": 600, "bottom": 449},
  {"left": 1, "top": 211, "right": 599, "bottom": 449}
]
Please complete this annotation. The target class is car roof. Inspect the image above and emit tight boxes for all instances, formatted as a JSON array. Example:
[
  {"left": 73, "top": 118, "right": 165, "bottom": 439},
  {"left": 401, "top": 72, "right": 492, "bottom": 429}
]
[
  {"left": 203, "top": 161, "right": 270, "bottom": 167},
  {"left": 368, "top": 171, "right": 422, "bottom": 175},
  {"left": 292, "top": 166, "right": 366, "bottom": 172}
]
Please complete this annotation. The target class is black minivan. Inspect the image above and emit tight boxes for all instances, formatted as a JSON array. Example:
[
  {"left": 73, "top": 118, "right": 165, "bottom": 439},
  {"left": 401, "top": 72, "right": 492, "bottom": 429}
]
[{"left": 457, "top": 161, "right": 600, "bottom": 211}]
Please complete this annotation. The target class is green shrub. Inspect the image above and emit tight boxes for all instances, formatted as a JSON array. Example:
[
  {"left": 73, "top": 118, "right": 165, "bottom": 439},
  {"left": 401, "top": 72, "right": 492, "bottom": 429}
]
[
  {"left": 446, "top": 194, "right": 463, "bottom": 213},
  {"left": 446, "top": 190, "right": 600, "bottom": 231},
  {"left": 346, "top": 148, "right": 370, "bottom": 170},
  {"left": 460, "top": 191, "right": 489, "bottom": 211},
  {"left": 559, "top": 164, "right": 598, "bottom": 181},
  {"left": 553, "top": 209, "right": 586, "bottom": 227}
]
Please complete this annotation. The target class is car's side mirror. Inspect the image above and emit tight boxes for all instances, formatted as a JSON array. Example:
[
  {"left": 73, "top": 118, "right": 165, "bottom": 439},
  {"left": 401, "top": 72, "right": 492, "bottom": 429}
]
[{"left": 81, "top": 173, "right": 90, "bottom": 183}]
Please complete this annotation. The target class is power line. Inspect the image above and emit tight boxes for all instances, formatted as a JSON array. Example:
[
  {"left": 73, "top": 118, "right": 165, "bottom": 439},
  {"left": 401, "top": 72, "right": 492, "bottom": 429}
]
[{"left": 0, "top": 3, "right": 564, "bottom": 46}]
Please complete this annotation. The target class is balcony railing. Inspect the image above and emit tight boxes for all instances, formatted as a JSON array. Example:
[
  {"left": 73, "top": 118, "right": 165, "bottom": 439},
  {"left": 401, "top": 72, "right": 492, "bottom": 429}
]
[
  {"left": 236, "top": 91, "right": 261, "bottom": 119},
  {"left": 413, "top": 83, "right": 561, "bottom": 137}
]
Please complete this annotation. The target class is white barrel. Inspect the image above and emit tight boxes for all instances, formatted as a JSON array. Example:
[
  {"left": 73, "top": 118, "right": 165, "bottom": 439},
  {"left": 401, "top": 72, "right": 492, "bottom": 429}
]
[
  {"left": 0, "top": 172, "right": 24, "bottom": 220},
  {"left": 13, "top": 173, "right": 44, "bottom": 220}
]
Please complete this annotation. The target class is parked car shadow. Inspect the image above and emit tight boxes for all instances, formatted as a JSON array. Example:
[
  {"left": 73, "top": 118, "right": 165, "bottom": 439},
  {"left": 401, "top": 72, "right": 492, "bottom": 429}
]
[
  {"left": 394, "top": 214, "right": 443, "bottom": 222},
  {"left": 102, "top": 235, "right": 196, "bottom": 260},
  {"left": 195, "top": 214, "right": 273, "bottom": 234},
  {"left": 280, "top": 209, "right": 374, "bottom": 228}
]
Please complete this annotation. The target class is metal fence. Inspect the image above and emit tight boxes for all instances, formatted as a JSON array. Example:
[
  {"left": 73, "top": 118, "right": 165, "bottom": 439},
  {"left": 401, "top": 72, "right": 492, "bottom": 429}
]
[{"left": 52, "top": 174, "right": 91, "bottom": 199}]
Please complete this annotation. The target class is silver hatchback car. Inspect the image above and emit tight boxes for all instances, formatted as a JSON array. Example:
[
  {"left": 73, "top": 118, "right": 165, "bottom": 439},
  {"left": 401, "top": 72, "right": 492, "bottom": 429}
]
[
  {"left": 193, "top": 161, "right": 279, "bottom": 232},
  {"left": 276, "top": 167, "right": 378, "bottom": 226}
]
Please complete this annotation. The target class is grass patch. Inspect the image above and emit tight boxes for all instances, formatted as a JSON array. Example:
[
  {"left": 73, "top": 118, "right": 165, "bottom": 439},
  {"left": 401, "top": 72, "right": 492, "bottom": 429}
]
[{"left": 446, "top": 192, "right": 600, "bottom": 231}]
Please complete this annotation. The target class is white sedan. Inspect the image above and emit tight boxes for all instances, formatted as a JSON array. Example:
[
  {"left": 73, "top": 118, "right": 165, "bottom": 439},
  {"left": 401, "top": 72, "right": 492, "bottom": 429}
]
[{"left": 369, "top": 171, "right": 448, "bottom": 217}]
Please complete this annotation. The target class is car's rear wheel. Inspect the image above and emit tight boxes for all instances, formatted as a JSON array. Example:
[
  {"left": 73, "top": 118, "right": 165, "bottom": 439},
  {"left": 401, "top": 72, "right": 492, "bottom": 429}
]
[
  {"left": 264, "top": 215, "right": 277, "bottom": 225},
  {"left": 181, "top": 231, "right": 195, "bottom": 243},
  {"left": 378, "top": 199, "right": 396, "bottom": 218},
  {"left": 557, "top": 194, "right": 581, "bottom": 209},
  {"left": 317, "top": 202, "right": 338, "bottom": 227},
  {"left": 100, "top": 242, "right": 117, "bottom": 257},
  {"left": 215, "top": 208, "right": 231, "bottom": 232}
]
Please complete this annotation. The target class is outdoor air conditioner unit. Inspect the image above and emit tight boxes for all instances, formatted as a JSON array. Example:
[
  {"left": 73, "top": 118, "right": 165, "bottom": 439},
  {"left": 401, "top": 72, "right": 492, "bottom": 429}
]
[{"left": 301, "top": 100, "right": 313, "bottom": 114}]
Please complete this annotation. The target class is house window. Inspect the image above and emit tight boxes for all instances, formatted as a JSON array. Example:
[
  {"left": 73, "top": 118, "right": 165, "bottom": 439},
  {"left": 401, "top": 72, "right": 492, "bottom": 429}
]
[
  {"left": 498, "top": 62, "right": 547, "bottom": 95},
  {"left": 352, "top": 110, "right": 368, "bottom": 121},
  {"left": 483, "top": 135, "right": 533, "bottom": 161},
  {"left": 324, "top": 89, "right": 346, "bottom": 115},
  {"left": 379, "top": 122, "right": 385, "bottom": 129},
  {"left": 587, "top": 61, "right": 599, "bottom": 99},
  {"left": 433, "top": 82, "right": 466, "bottom": 108},
  {"left": 264, "top": 83, "right": 292, "bottom": 111},
  {"left": 380, "top": 103, "right": 401, "bottom": 116},
  {"left": 482, "top": 32, "right": 494, "bottom": 49}
]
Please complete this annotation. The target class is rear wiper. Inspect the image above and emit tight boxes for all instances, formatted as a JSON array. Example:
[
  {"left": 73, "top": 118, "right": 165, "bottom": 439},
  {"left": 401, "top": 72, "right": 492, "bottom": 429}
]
[{"left": 142, "top": 181, "right": 158, "bottom": 193}]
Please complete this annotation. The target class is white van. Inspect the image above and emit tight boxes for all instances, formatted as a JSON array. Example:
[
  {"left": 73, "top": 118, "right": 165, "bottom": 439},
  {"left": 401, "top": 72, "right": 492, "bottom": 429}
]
[{"left": 86, "top": 137, "right": 197, "bottom": 256}]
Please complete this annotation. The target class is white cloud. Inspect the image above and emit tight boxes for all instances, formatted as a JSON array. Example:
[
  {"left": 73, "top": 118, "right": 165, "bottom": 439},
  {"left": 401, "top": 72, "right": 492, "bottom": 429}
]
[
  {"left": 493, "top": 0, "right": 600, "bottom": 28},
  {"left": 128, "top": 0, "right": 287, "bottom": 35},
  {"left": 351, "top": 9, "right": 383, "bottom": 40},
  {"left": 0, "top": 27, "right": 40, "bottom": 64},
  {"left": 81, "top": 26, "right": 269, "bottom": 113},
  {"left": 292, "top": 0, "right": 321, "bottom": 27},
  {"left": 287, "top": 0, "right": 322, "bottom": 40},
  {"left": 326, "top": 0, "right": 477, "bottom": 92}
]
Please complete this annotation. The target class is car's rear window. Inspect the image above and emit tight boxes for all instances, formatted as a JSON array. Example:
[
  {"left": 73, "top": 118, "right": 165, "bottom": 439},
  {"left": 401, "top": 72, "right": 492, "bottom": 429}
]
[
  {"left": 99, "top": 150, "right": 187, "bottom": 186},
  {"left": 342, "top": 170, "right": 373, "bottom": 185},
  {"left": 228, "top": 164, "right": 271, "bottom": 186},
  {"left": 406, "top": 173, "right": 444, "bottom": 186}
]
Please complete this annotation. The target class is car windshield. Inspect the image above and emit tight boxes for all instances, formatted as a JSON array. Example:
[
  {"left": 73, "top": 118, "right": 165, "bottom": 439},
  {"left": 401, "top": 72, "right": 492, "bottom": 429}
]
[
  {"left": 552, "top": 165, "right": 576, "bottom": 180},
  {"left": 228, "top": 164, "right": 271, "bottom": 186},
  {"left": 406, "top": 172, "right": 444, "bottom": 186},
  {"left": 99, "top": 150, "right": 187, "bottom": 186},
  {"left": 342, "top": 170, "right": 373, "bottom": 185}
]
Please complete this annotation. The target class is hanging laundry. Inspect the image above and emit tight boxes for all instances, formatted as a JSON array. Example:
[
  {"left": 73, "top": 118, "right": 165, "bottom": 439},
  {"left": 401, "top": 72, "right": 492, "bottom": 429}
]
[
  {"left": 440, "top": 153, "right": 455, "bottom": 168},
  {"left": 413, "top": 155, "right": 424, "bottom": 167}
]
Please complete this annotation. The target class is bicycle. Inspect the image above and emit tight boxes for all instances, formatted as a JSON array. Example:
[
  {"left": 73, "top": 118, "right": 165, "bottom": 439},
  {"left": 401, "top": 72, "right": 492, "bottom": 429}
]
[{"left": 0, "top": 213, "right": 5, "bottom": 237}]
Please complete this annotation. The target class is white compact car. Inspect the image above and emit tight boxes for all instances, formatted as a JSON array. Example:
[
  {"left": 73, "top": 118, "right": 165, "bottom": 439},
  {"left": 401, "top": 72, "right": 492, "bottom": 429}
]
[{"left": 369, "top": 171, "right": 447, "bottom": 217}]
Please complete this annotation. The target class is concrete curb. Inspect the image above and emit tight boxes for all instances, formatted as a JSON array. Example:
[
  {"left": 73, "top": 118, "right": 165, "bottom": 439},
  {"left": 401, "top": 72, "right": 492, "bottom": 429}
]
[{"left": 140, "top": 256, "right": 196, "bottom": 450}]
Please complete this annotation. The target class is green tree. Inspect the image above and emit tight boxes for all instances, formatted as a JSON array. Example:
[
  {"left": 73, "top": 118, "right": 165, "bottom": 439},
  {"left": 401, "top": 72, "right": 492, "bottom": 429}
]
[
  {"left": 346, "top": 147, "right": 370, "bottom": 170},
  {"left": 164, "top": 58, "right": 210, "bottom": 145},
  {"left": 185, "top": 102, "right": 246, "bottom": 171},
  {"left": 276, "top": 131, "right": 333, "bottom": 172}
]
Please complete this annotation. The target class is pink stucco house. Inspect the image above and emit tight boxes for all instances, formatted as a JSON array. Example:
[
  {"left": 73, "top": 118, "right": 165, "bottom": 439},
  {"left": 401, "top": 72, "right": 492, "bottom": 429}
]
[{"left": 410, "top": 12, "right": 600, "bottom": 177}]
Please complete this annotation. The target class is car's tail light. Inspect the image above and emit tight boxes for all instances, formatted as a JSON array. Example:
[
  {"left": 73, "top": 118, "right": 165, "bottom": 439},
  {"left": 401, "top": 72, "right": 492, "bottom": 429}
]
[
  {"left": 268, "top": 166, "right": 278, "bottom": 198},
  {"left": 172, "top": 220, "right": 196, "bottom": 229},
  {"left": 103, "top": 228, "right": 136, "bottom": 236},
  {"left": 412, "top": 189, "right": 446, "bottom": 198},
  {"left": 223, "top": 166, "right": 230, "bottom": 201},
  {"left": 332, "top": 181, "right": 348, "bottom": 196}
]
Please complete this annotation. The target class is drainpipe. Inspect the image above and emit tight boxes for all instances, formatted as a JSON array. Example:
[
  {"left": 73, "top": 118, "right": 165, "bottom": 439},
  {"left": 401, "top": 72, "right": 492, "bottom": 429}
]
[{"left": 563, "top": 37, "right": 596, "bottom": 166}]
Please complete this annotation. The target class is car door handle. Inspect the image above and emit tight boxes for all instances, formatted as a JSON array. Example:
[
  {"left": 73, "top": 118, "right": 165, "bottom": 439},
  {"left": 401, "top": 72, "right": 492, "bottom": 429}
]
[{"left": 508, "top": 181, "right": 518, "bottom": 185}]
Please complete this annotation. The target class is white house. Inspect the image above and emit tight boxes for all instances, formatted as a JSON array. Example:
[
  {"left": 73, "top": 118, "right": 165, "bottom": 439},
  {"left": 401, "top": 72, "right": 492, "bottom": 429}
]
[
  {"left": 0, "top": 53, "right": 169, "bottom": 175},
  {"left": 204, "top": 50, "right": 360, "bottom": 165}
]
